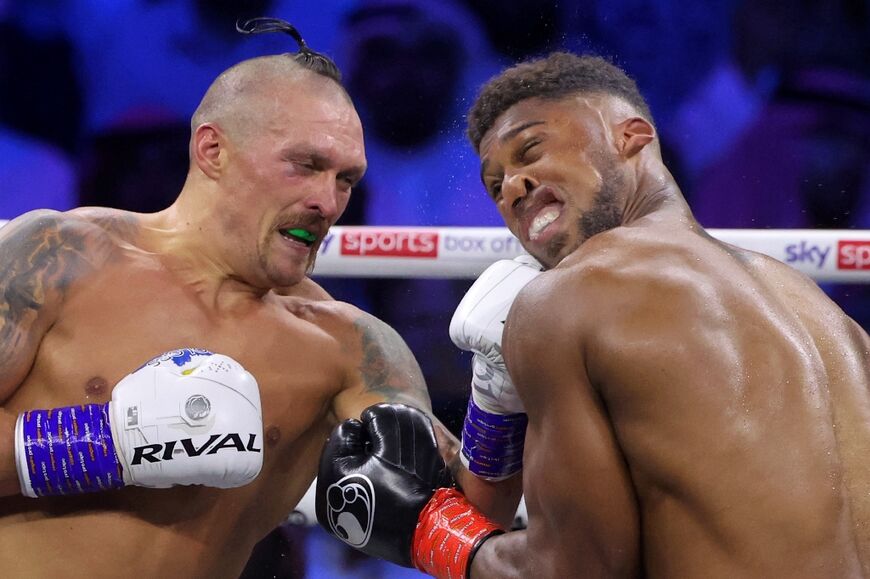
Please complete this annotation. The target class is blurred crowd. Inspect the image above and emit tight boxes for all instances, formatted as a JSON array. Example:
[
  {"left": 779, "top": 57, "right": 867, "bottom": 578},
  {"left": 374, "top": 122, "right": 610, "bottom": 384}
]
[{"left": 1, "top": 0, "right": 867, "bottom": 577}]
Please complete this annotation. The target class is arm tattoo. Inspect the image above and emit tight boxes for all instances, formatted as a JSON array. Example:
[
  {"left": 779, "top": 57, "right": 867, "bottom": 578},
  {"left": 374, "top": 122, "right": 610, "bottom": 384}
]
[
  {"left": 352, "top": 312, "right": 460, "bottom": 467},
  {"left": 88, "top": 211, "right": 140, "bottom": 242},
  {"left": 354, "top": 314, "right": 432, "bottom": 410},
  {"left": 0, "top": 213, "right": 109, "bottom": 370}
]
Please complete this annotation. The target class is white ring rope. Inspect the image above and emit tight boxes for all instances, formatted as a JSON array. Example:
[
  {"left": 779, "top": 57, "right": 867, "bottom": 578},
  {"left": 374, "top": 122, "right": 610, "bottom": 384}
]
[
  {"left": 2, "top": 220, "right": 869, "bottom": 282},
  {"left": 314, "top": 226, "right": 870, "bottom": 283}
]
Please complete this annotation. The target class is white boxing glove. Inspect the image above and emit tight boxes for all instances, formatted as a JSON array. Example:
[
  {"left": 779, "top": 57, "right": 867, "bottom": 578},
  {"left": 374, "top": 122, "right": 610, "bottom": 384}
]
[
  {"left": 449, "top": 254, "right": 543, "bottom": 480},
  {"left": 15, "top": 348, "right": 264, "bottom": 497}
]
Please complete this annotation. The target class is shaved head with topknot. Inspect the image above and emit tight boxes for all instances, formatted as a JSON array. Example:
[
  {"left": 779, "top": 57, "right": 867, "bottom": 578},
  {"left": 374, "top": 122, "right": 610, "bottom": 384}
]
[{"left": 190, "top": 55, "right": 351, "bottom": 154}]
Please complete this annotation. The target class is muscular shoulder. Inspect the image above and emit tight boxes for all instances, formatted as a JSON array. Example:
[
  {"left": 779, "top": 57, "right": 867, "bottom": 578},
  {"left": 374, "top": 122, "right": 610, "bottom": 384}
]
[
  {"left": 548, "top": 226, "right": 726, "bottom": 317},
  {"left": 281, "top": 296, "right": 430, "bottom": 415},
  {"left": 272, "top": 277, "right": 333, "bottom": 301},
  {"left": 0, "top": 208, "right": 136, "bottom": 278},
  {"left": 286, "top": 297, "right": 419, "bottom": 371},
  {"left": 67, "top": 206, "right": 141, "bottom": 242},
  {"left": 507, "top": 227, "right": 730, "bottom": 383},
  {"left": 277, "top": 291, "right": 412, "bottom": 361},
  {"left": 0, "top": 209, "right": 140, "bottom": 393},
  {"left": 514, "top": 228, "right": 667, "bottom": 328},
  {"left": 0, "top": 208, "right": 144, "bottom": 315},
  {"left": 564, "top": 225, "right": 695, "bottom": 274}
]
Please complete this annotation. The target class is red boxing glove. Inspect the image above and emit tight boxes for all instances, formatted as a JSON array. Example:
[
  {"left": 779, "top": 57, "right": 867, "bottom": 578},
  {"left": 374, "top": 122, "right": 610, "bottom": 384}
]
[{"left": 413, "top": 488, "right": 504, "bottom": 579}]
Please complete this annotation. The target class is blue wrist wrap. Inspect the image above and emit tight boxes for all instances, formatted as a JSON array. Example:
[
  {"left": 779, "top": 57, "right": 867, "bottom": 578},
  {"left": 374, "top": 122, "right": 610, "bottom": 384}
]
[
  {"left": 461, "top": 396, "right": 528, "bottom": 480},
  {"left": 17, "top": 403, "right": 125, "bottom": 497}
]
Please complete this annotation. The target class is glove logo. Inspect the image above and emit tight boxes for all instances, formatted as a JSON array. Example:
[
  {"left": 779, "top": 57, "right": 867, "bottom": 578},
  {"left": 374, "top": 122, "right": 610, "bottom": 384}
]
[
  {"left": 185, "top": 395, "right": 211, "bottom": 421},
  {"left": 126, "top": 406, "right": 139, "bottom": 427},
  {"left": 325, "top": 474, "right": 375, "bottom": 548},
  {"left": 144, "top": 348, "right": 213, "bottom": 369}
]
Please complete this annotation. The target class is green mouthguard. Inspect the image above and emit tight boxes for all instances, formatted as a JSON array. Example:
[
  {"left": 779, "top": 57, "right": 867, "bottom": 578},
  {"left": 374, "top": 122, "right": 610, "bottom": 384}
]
[{"left": 285, "top": 228, "right": 316, "bottom": 242}]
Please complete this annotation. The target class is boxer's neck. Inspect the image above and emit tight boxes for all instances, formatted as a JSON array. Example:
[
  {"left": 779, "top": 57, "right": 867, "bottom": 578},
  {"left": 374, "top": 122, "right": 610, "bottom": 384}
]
[
  {"left": 621, "top": 154, "right": 693, "bottom": 228},
  {"left": 137, "top": 202, "right": 270, "bottom": 305}
]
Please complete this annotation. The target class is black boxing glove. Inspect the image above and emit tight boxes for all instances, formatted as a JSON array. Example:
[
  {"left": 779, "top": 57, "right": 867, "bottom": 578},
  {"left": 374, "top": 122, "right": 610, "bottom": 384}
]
[{"left": 316, "top": 404, "right": 502, "bottom": 578}]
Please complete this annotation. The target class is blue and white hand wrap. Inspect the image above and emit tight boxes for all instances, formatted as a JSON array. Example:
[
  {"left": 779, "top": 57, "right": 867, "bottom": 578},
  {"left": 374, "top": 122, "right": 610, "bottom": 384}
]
[
  {"left": 15, "top": 403, "right": 124, "bottom": 497},
  {"left": 460, "top": 396, "right": 528, "bottom": 480}
]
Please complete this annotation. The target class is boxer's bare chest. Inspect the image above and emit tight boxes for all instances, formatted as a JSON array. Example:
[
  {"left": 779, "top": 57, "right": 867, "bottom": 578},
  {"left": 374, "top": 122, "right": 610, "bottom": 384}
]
[
  {"left": 9, "top": 255, "right": 347, "bottom": 486},
  {"left": 0, "top": 222, "right": 359, "bottom": 575},
  {"left": 2, "top": 255, "right": 351, "bottom": 562}
]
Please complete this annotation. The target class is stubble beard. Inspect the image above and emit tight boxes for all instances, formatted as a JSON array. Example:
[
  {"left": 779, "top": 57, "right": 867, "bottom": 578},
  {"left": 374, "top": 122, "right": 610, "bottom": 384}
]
[
  {"left": 544, "top": 164, "right": 624, "bottom": 265},
  {"left": 256, "top": 236, "right": 316, "bottom": 289},
  {"left": 261, "top": 212, "right": 328, "bottom": 286},
  {"left": 305, "top": 247, "right": 319, "bottom": 275}
]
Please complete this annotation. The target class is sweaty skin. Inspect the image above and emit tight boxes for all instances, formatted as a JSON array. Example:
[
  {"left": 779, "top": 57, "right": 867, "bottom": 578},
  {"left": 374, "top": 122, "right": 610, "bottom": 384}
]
[
  {"left": 471, "top": 95, "right": 870, "bottom": 578},
  {"left": 0, "top": 59, "right": 460, "bottom": 579}
]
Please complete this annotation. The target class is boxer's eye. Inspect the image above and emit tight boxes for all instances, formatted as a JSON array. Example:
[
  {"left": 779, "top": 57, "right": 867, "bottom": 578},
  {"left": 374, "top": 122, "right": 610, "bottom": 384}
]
[
  {"left": 488, "top": 181, "right": 502, "bottom": 201},
  {"left": 517, "top": 139, "right": 540, "bottom": 162}
]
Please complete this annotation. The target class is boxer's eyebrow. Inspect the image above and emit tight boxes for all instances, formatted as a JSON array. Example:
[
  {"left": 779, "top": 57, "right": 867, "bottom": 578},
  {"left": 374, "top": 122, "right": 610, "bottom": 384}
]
[
  {"left": 309, "top": 152, "right": 366, "bottom": 186},
  {"left": 338, "top": 166, "right": 366, "bottom": 187},
  {"left": 309, "top": 153, "right": 331, "bottom": 170},
  {"left": 480, "top": 120, "right": 545, "bottom": 181},
  {"left": 500, "top": 120, "right": 545, "bottom": 144},
  {"left": 285, "top": 149, "right": 365, "bottom": 179}
]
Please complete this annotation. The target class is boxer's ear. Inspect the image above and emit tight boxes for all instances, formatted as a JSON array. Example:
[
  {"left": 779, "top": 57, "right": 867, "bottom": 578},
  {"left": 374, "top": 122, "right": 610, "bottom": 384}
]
[
  {"left": 192, "top": 123, "right": 224, "bottom": 179},
  {"left": 614, "top": 117, "right": 654, "bottom": 159}
]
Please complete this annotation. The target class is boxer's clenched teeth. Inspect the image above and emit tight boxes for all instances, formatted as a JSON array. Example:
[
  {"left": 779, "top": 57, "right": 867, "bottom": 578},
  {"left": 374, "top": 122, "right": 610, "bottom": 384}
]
[
  {"left": 281, "top": 228, "right": 317, "bottom": 246},
  {"left": 529, "top": 207, "right": 560, "bottom": 240}
]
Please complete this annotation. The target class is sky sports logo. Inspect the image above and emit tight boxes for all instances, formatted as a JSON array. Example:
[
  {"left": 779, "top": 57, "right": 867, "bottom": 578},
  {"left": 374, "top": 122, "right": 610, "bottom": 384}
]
[
  {"left": 838, "top": 240, "right": 870, "bottom": 270},
  {"left": 340, "top": 230, "right": 439, "bottom": 258},
  {"left": 784, "top": 240, "right": 870, "bottom": 270}
]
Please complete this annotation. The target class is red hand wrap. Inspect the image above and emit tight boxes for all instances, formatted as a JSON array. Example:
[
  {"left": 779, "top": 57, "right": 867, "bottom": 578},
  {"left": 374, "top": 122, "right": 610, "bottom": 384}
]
[{"left": 412, "top": 487, "right": 503, "bottom": 579}]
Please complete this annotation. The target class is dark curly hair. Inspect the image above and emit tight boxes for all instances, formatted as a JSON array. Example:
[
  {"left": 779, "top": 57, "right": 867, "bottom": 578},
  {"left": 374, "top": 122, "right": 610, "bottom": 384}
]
[{"left": 467, "top": 52, "right": 654, "bottom": 151}]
